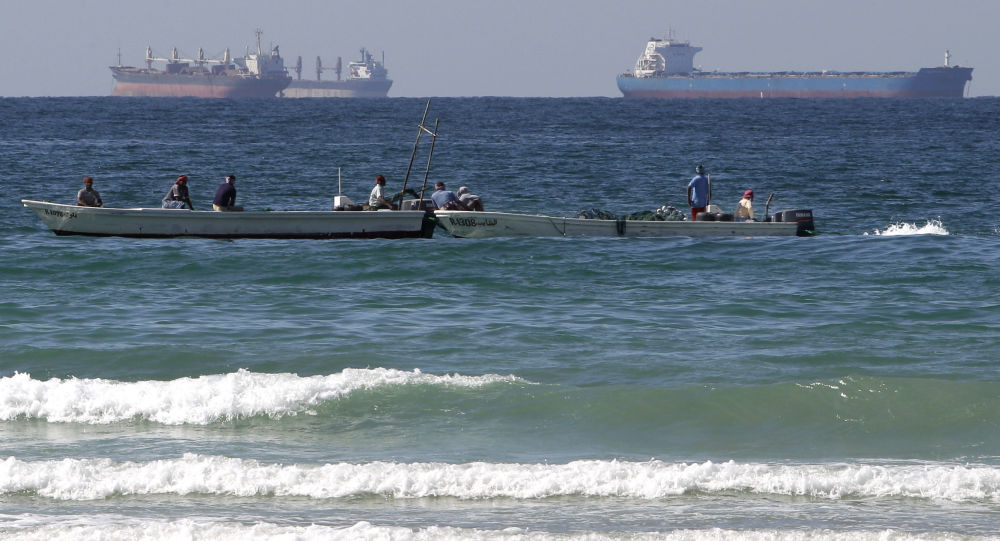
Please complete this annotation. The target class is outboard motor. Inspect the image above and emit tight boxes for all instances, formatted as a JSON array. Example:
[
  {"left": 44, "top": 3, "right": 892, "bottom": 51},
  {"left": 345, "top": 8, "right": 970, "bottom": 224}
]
[{"left": 770, "top": 209, "right": 815, "bottom": 236}]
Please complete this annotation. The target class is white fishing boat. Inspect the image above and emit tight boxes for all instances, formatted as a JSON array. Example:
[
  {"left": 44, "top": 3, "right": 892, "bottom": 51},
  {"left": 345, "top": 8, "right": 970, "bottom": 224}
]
[
  {"left": 22, "top": 200, "right": 434, "bottom": 239},
  {"left": 434, "top": 208, "right": 815, "bottom": 238}
]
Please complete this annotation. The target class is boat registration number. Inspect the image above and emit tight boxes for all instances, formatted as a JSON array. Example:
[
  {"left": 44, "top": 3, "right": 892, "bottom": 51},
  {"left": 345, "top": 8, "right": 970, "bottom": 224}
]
[
  {"left": 43, "top": 209, "right": 78, "bottom": 219},
  {"left": 448, "top": 217, "right": 498, "bottom": 227}
]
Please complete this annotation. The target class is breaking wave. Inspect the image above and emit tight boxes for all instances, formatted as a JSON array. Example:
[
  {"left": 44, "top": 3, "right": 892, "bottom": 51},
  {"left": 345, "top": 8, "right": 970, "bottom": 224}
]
[
  {"left": 865, "top": 220, "right": 949, "bottom": 236},
  {"left": 0, "top": 368, "right": 523, "bottom": 425},
  {"left": 3, "top": 454, "right": 999, "bottom": 503}
]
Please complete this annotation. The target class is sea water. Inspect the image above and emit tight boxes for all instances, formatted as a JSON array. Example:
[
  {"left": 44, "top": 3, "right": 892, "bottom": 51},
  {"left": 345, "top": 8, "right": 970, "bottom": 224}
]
[{"left": 1, "top": 96, "right": 999, "bottom": 540}]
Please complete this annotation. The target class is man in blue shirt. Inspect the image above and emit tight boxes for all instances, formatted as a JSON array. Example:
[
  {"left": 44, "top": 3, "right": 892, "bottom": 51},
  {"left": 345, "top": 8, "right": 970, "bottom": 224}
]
[
  {"left": 686, "top": 165, "right": 711, "bottom": 221},
  {"left": 213, "top": 175, "right": 243, "bottom": 211},
  {"left": 431, "top": 182, "right": 471, "bottom": 211}
]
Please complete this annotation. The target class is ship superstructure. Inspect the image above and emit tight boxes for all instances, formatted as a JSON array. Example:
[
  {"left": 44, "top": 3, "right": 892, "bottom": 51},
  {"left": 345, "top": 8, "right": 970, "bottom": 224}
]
[
  {"left": 110, "top": 30, "right": 291, "bottom": 98},
  {"left": 283, "top": 47, "right": 392, "bottom": 98},
  {"left": 617, "top": 34, "right": 973, "bottom": 98}
]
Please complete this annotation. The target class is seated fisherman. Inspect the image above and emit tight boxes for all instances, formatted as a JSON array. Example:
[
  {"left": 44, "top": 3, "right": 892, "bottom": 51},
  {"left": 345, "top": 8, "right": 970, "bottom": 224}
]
[
  {"left": 456, "top": 186, "right": 484, "bottom": 211},
  {"left": 76, "top": 177, "right": 103, "bottom": 207},
  {"left": 734, "top": 189, "right": 754, "bottom": 221},
  {"left": 162, "top": 175, "right": 194, "bottom": 209},
  {"left": 430, "top": 182, "right": 471, "bottom": 211},
  {"left": 213, "top": 175, "right": 243, "bottom": 211},
  {"left": 368, "top": 175, "right": 398, "bottom": 210}
]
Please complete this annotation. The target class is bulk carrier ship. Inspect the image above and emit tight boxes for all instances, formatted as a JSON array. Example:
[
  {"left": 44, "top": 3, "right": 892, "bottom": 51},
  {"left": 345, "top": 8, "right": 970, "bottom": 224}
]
[
  {"left": 617, "top": 34, "right": 973, "bottom": 98},
  {"left": 282, "top": 48, "right": 392, "bottom": 98},
  {"left": 110, "top": 30, "right": 291, "bottom": 98}
]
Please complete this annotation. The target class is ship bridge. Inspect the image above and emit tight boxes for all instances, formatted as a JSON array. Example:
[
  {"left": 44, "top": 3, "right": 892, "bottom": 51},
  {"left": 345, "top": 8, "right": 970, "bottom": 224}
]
[{"left": 634, "top": 38, "right": 702, "bottom": 77}]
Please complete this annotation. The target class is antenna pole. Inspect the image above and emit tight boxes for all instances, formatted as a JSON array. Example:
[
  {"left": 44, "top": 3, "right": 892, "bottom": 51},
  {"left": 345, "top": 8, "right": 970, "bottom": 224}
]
[
  {"left": 418, "top": 118, "right": 440, "bottom": 204},
  {"left": 400, "top": 99, "right": 432, "bottom": 196}
]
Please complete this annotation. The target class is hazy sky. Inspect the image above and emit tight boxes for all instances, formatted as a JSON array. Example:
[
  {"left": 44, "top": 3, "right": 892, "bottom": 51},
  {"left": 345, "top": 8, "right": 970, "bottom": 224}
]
[{"left": 0, "top": 0, "right": 995, "bottom": 97}]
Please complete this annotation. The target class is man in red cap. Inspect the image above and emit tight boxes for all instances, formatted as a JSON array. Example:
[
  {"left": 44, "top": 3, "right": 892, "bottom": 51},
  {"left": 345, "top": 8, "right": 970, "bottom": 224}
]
[
  {"left": 368, "top": 174, "right": 397, "bottom": 210},
  {"left": 76, "top": 177, "right": 103, "bottom": 207},
  {"left": 735, "top": 189, "right": 754, "bottom": 221},
  {"left": 162, "top": 175, "right": 194, "bottom": 209}
]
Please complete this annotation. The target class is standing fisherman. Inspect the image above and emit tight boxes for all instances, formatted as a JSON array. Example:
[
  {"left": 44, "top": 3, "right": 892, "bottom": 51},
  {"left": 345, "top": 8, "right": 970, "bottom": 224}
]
[{"left": 686, "top": 164, "right": 711, "bottom": 221}]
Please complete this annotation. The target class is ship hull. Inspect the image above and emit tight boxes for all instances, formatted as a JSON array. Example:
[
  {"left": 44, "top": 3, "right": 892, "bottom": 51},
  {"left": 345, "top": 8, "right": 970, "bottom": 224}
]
[
  {"left": 282, "top": 79, "right": 392, "bottom": 98},
  {"left": 111, "top": 69, "right": 291, "bottom": 98},
  {"left": 617, "top": 67, "right": 973, "bottom": 98}
]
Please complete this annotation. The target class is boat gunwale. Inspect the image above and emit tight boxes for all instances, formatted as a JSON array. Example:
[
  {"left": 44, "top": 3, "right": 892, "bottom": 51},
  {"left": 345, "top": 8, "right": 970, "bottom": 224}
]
[{"left": 433, "top": 209, "right": 808, "bottom": 238}]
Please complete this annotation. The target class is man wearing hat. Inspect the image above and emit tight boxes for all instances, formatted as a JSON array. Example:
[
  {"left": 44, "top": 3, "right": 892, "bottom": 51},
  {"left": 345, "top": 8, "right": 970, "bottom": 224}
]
[
  {"left": 735, "top": 189, "right": 755, "bottom": 221},
  {"left": 368, "top": 174, "right": 397, "bottom": 210},
  {"left": 162, "top": 175, "right": 194, "bottom": 209},
  {"left": 76, "top": 177, "right": 103, "bottom": 207},
  {"left": 430, "top": 182, "right": 471, "bottom": 211}
]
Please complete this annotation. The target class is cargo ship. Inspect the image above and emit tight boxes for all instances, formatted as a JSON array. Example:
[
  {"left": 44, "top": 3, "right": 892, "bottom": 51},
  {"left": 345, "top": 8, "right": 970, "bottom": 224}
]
[
  {"left": 282, "top": 48, "right": 392, "bottom": 98},
  {"left": 617, "top": 34, "right": 973, "bottom": 98},
  {"left": 110, "top": 30, "right": 291, "bottom": 98}
]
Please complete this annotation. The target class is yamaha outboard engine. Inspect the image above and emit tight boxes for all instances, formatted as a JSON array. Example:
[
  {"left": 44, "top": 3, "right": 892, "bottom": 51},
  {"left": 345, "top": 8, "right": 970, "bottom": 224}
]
[{"left": 770, "top": 209, "right": 815, "bottom": 236}]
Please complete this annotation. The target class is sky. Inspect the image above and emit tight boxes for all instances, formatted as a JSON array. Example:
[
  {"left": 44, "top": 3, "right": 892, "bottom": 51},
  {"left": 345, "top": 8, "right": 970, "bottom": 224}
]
[{"left": 0, "top": 0, "right": 996, "bottom": 98}]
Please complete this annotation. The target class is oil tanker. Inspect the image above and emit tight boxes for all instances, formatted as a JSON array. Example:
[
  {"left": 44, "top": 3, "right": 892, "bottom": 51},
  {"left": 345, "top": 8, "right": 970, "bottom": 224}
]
[
  {"left": 282, "top": 48, "right": 392, "bottom": 98},
  {"left": 110, "top": 30, "right": 291, "bottom": 98},
  {"left": 617, "top": 34, "right": 973, "bottom": 98}
]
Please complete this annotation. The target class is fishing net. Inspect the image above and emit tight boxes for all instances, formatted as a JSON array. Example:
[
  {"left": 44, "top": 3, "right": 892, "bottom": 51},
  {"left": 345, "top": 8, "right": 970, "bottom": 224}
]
[{"left": 576, "top": 206, "right": 687, "bottom": 221}]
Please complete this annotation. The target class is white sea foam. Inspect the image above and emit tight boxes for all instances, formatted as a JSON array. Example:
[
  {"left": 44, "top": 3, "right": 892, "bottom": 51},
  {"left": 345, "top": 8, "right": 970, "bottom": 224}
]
[
  {"left": 866, "top": 220, "right": 949, "bottom": 236},
  {"left": 0, "top": 517, "right": 985, "bottom": 541},
  {"left": 0, "top": 368, "right": 523, "bottom": 425},
  {"left": 2, "top": 455, "right": 999, "bottom": 503},
  {"left": 0, "top": 515, "right": 987, "bottom": 541}
]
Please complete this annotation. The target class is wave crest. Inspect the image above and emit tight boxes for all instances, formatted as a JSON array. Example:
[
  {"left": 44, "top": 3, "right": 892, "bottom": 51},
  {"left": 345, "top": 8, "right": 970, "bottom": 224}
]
[
  {"left": 3, "top": 455, "right": 999, "bottom": 503},
  {"left": 0, "top": 368, "right": 523, "bottom": 425}
]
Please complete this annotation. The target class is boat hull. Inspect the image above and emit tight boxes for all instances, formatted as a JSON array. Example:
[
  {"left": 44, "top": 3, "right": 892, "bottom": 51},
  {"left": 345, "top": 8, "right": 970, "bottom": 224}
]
[
  {"left": 617, "top": 67, "right": 973, "bottom": 98},
  {"left": 282, "top": 79, "right": 392, "bottom": 98},
  {"left": 111, "top": 68, "right": 291, "bottom": 98},
  {"left": 23, "top": 200, "right": 431, "bottom": 239},
  {"left": 434, "top": 211, "right": 810, "bottom": 238}
]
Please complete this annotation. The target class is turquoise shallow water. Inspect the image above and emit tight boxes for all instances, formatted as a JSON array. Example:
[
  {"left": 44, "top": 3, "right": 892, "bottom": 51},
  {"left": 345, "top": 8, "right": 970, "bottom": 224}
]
[{"left": 1, "top": 97, "right": 999, "bottom": 539}]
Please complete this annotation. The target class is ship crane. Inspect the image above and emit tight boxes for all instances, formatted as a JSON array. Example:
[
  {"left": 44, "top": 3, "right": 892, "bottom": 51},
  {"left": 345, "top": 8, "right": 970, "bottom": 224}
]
[
  {"left": 291, "top": 56, "right": 341, "bottom": 81},
  {"left": 145, "top": 46, "right": 233, "bottom": 67},
  {"left": 314, "top": 56, "right": 343, "bottom": 81}
]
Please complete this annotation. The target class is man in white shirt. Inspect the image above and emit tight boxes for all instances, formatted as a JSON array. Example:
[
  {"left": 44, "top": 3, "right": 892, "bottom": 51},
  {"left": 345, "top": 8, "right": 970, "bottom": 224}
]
[{"left": 368, "top": 175, "right": 397, "bottom": 210}]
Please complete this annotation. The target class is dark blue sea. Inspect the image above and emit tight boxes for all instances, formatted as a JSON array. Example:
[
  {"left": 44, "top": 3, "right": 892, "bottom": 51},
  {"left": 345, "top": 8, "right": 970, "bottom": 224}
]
[{"left": 2, "top": 96, "right": 999, "bottom": 540}]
